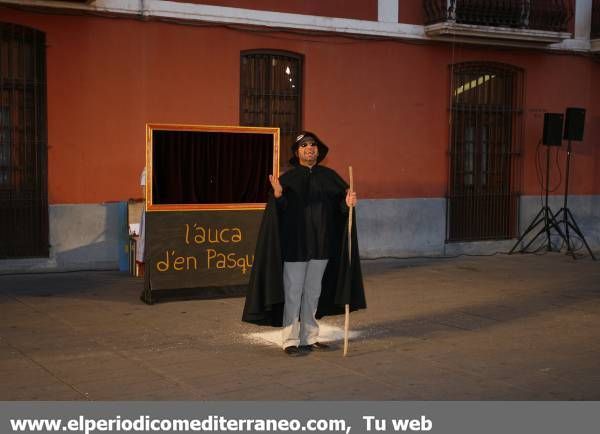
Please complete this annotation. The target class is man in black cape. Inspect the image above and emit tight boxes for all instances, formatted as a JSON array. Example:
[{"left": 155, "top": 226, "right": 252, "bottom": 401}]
[{"left": 242, "top": 131, "right": 366, "bottom": 356}]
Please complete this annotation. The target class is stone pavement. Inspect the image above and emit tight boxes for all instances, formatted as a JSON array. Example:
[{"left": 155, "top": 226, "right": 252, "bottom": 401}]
[{"left": 0, "top": 253, "right": 599, "bottom": 400}]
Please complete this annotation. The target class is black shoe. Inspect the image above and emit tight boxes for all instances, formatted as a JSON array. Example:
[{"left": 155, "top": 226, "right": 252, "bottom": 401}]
[
  {"left": 300, "top": 342, "right": 331, "bottom": 351},
  {"left": 283, "top": 346, "right": 305, "bottom": 357}
]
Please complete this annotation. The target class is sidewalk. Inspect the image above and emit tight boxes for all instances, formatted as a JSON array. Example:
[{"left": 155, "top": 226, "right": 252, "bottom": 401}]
[{"left": 1, "top": 253, "right": 599, "bottom": 400}]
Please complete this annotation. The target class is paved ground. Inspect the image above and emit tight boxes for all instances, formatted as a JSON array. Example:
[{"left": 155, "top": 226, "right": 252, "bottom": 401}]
[{"left": 1, "top": 253, "right": 599, "bottom": 400}]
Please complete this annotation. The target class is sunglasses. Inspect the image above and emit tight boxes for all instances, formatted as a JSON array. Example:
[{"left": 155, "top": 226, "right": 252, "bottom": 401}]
[{"left": 299, "top": 141, "right": 317, "bottom": 148}]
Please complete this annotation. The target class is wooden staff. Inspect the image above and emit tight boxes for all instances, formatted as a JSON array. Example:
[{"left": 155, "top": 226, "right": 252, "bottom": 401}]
[{"left": 344, "top": 166, "right": 353, "bottom": 357}]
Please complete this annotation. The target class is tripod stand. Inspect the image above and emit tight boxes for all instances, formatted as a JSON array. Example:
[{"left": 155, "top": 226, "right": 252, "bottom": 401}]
[
  {"left": 551, "top": 140, "right": 597, "bottom": 260},
  {"left": 509, "top": 145, "right": 569, "bottom": 255}
]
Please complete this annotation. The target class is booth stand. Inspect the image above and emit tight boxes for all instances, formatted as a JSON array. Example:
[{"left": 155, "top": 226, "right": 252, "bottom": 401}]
[{"left": 141, "top": 124, "right": 279, "bottom": 304}]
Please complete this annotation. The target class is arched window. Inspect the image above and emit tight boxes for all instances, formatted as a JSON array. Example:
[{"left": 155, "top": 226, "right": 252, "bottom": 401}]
[
  {"left": 0, "top": 23, "right": 48, "bottom": 258},
  {"left": 447, "top": 62, "right": 523, "bottom": 242},
  {"left": 240, "top": 50, "right": 302, "bottom": 170}
]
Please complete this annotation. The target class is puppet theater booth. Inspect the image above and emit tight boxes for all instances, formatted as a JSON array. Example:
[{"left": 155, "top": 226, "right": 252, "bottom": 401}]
[{"left": 141, "top": 124, "right": 279, "bottom": 304}]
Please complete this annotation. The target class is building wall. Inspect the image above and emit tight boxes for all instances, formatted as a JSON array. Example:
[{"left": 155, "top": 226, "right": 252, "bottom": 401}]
[
  {"left": 1, "top": 6, "right": 598, "bottom": 271},
  {"left": 3, "top": 7, "right": 598, "bottom": 203},
  {"left": 167, "top": 0, "right": 378, "bottom": 20},
  {"left": 0, "top": 203, "right": 126, "bottom": 273},
  {"left": 593, "top": 61, "right": 600, "bottom": 195},
  {"left": 398, "top": 0, "right": 423, "bottom": 25},
  {"left": 357, "top": 195, "right": 600, "bottom": 258}
]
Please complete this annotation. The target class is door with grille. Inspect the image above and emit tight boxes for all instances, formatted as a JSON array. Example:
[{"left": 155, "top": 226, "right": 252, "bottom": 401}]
[
  {"left": 0, "top": 23, "right": 48, "bottom": 258},
  {"left": 448, "top": 62, "right": 523, "bottom": 241}
]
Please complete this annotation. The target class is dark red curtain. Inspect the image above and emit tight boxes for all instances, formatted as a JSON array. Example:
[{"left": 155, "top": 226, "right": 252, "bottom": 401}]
[{"left": 152, "top": 130, "right": 273, "bottom": 204}]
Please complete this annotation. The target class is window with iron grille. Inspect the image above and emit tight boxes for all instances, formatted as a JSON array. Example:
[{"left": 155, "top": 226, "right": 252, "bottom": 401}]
[
  {"left": 240, "top": 50, "right": 302, "bottom": 170},
  {"left": 0, "top": 106, "right": 10, "bottom": 186},
  {"left": 447, "top": 62, "right": 523, "bottom": 242},
  {"left": 0, "top": 23, "right": 48, "bottom": 258}
]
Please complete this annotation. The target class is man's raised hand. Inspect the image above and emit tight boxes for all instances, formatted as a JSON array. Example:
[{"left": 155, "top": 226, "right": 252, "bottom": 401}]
[{"left": 269, "top": 174, "right": 283, "bottom": 198}]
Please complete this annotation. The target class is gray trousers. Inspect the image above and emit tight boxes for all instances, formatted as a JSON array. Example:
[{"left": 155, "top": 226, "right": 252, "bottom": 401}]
[{"left": 282, "top": 259, "right": 329, "bottom": 349}]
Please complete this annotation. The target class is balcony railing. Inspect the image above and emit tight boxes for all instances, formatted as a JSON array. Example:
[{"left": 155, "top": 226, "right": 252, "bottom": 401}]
[
  {"left": 424, "top": 0, "right": 573, "bottom": 33},
  {"left": 592, "top": 0, "right": 600, "bottom": 39}
]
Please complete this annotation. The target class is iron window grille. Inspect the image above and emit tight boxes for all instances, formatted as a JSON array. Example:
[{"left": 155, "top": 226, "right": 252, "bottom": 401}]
[
  {"left": 0, "top": 23, "right": 48, "bottom": 258},
  {"left": 0, "top": 106, "right": 10, "bottom": 186},
  {"left": 240, "top": 50, "right": 302, "bottom": 171},
  {"left": 447, "top": 62, "right": 524, "bottom": 242}
]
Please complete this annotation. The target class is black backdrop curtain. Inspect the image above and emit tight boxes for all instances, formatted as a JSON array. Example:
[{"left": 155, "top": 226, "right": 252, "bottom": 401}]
[{"left": 152, "top": 131, "right": 273, "bottom": 204}]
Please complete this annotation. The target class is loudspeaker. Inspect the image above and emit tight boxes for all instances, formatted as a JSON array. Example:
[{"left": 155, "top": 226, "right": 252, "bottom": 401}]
[
  {"left": 563, "top": 107, "right": 585, "bottom": 141},
  {"left": 543, "top": 113, "right": 563, "bottom": 146}
]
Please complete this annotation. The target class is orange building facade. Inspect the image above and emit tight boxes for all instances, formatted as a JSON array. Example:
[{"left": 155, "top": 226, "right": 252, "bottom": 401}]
[{"left": 1, "top": 0, "right": 599, "bottom": 271}]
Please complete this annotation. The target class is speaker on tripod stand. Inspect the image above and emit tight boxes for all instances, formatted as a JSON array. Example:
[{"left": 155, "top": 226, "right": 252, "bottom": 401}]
[
  {"left": 552, "top": 108, "right": 596, "bottom": 260},
  {"left": 510, "top": 113, "right": 569, "bottom": 255}
]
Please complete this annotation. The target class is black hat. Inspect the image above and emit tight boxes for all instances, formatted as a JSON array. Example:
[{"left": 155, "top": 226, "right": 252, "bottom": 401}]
[{"left": 289, "top": 131, "right": 329, "bottom": 166}]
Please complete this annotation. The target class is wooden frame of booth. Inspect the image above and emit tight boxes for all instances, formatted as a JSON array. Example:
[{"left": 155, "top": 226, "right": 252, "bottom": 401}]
[{"left": 145, "top": 123, "right": 280, "bottom": 212}]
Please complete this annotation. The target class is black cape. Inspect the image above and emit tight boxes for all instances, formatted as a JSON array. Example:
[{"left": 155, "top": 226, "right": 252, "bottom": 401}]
[{"left": 242, "top": 165, "right": 366, "bottom": 326}]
